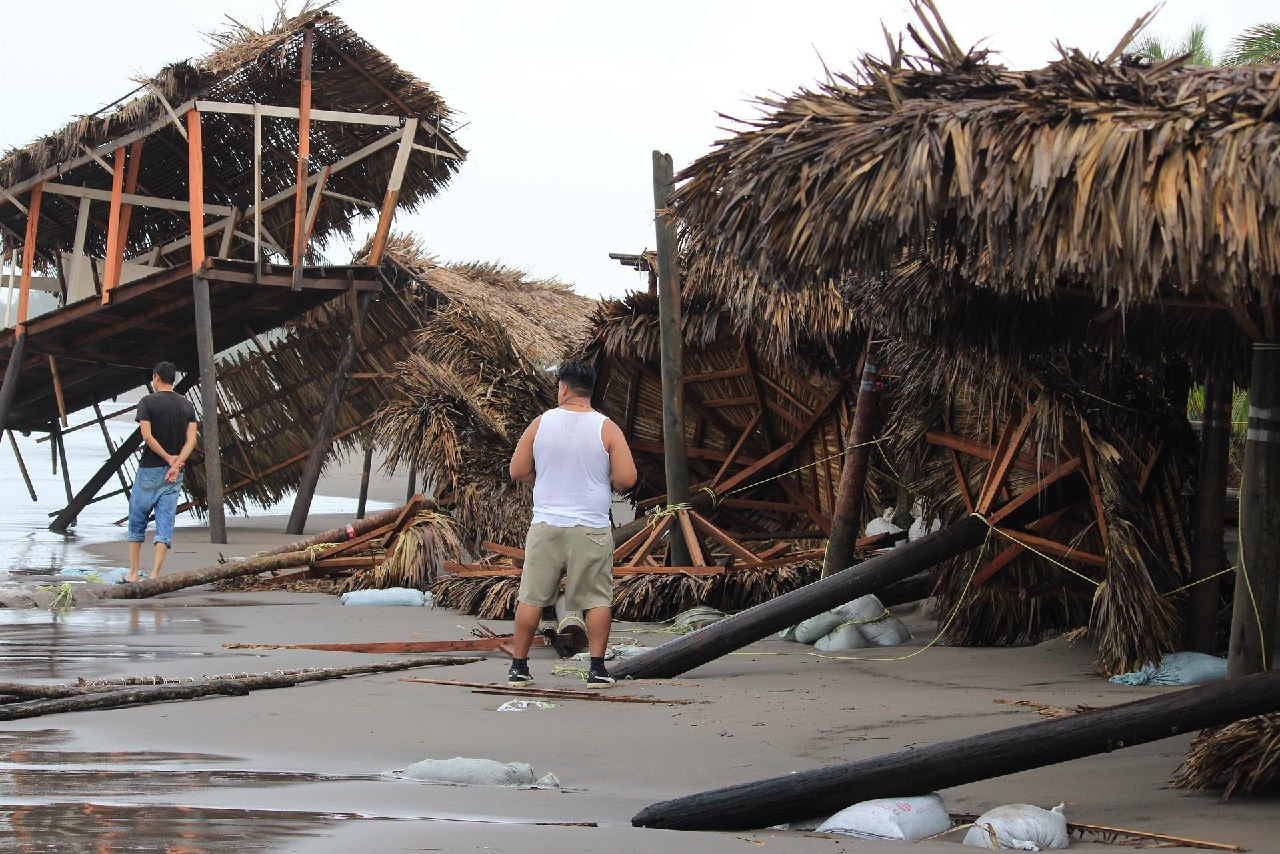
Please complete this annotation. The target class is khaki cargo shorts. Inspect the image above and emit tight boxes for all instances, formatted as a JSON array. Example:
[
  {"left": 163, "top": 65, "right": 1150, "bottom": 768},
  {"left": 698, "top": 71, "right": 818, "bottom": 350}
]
[{"left": 517, "top": 522, "right": 614, "bottom": 612}]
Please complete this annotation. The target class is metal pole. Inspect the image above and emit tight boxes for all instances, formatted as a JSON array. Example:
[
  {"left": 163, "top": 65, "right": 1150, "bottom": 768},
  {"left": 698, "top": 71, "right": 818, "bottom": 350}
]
[{"left": 652, "top": 150, "right": 691, "bottom": 567}]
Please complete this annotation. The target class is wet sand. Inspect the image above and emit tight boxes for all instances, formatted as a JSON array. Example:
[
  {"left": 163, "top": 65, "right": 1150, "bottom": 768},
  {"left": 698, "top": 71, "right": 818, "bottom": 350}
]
[{"left": 1, "top": 467, "right": 1274, "bottom": 852}]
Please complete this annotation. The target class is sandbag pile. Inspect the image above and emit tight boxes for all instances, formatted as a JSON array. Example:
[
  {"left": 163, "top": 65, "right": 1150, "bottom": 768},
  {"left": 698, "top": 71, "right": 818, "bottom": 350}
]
[{"left": 780, "top": 594, "right": 912, "bottom": 651}]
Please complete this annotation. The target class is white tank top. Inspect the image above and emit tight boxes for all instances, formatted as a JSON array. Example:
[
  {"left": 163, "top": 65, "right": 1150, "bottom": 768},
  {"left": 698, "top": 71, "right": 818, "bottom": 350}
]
[{"left": 531, "top": 408, "right": 612, "bottom": 528}]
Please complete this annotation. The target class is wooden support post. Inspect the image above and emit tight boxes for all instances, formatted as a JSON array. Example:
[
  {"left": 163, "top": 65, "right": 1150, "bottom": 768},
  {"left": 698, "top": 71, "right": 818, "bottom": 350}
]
[
  {"left": 187, "top": 107, "right": 225, "bottom": 544},
  {"left": 367, "top": 120, "right": 418, "bottom": 266},
  {"left": 652, "top": 150, "right": 692, "bottom": 567},
  {"left": 113, "top": 139, "right": 144, "bottom": 279},
  {"left": 9, "top": 430, "right": 37, "bottom": 501},
  {"left": 0, "top": 332, "right": 27, "bottom": 433},
  {"left": 51, "top": 422, "right": 73, "bottom": 503},
  {"left": 612, "top": 515, "right": 991, "bottom": 681},
  {"left": 356, "top": 436, "right": 374, "bottom": 520},
  {"left": 1228, "top": 341, "right": 1280, "bottom": 676},
  {"left": 286, "top": 292, "right": 374, "bottom": 534},
  {"left": 46, "top": 355, "right": 67, "bottom": 427},
  {"left": 823, "top": 343, "right": 879, "bottom": 578},
  {"left": 15, "top": 183, "right": 43, "bottom": 334},
  {"left": 100, "top": 147, "right": 126, "bottom": 303},
  {"left": 253, "top": 103, "right": 262, "bottom": 265},
  {"left": 632, "top": 669, "right": 1280, "bottom": 831},
  {"left": 3, "top": 248, "right": 17, "bottom": 328},
  {"left": 405, "top": 461, "right": 418, "bottom": 506},
  {"left": 291, "top": 25, "right": 314, "bottom": 290},
  {"left": 1189, "top": 367, "right": 1231, "bottom": 652},
  {"left": 94, "top": 402, "right": 131, "bottom": 500}
]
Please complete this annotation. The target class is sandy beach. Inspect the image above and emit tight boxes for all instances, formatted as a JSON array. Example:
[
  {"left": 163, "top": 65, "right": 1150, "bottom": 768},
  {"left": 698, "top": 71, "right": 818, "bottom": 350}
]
[{"left": 0, "top": 461, "right": 1274, "bottom": 854}]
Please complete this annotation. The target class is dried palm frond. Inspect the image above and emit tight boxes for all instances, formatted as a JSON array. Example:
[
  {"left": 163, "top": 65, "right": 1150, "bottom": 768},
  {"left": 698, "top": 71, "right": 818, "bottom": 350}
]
[
  {"left": 432, "top": 576, "right": 521, "bottom": 620},
  {"left": 1173, "top": 715, "right": 1280, "bottom": 800},
  {"left": 339, "top": 511, "right": 466, "bottom": 593}
]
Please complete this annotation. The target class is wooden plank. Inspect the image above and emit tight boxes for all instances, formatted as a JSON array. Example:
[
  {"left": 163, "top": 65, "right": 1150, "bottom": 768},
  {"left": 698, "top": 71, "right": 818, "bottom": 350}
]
[
  {"left": 625, "top": 514, "right": 675, "bottom": 567},
  {"left": 186, "top": 110, "right": 207, "bottom": 273},
  {"left": 46, "top": 355, "right": 67, "bottom": 427},
  {"left": 985, "top": 457, "right": 1083, "bottom": 526},
  {"left": 41, "top": 183, "right": 235, "bottom": 217},
  {"left": 972, "top": 507, "right": 1072, "bottom": 586},
  {"left": 926, "top": 430, "right": 1042, "bottom": 473},
  {"left": 950, "top": 448, "right": 974, "bottom": 513},
  {"left": 311, "top": 556, "right": 381, "bottom": 570},
  {"left": 380, "top": 493, "right": 426, "bottom": 548},
  {"left": 99, "top": 147, "right": 126, "bottom": 303},
  {"left": 317, "top": 522, "right": 396, "bottom": 560},
  {"left": 685, "top": 366, "right": 750, "bottom": 383},
  {"left": 612, "top": 526, "right": 652, "bottom": 562},
  {"left": 711, "top": 412, "right": 762, "bottom": 486},
  {"left": 113, "top": 139, "right": 145, "bottom": 280},
  {"left": 688, "top": 511, "right": 761, "bottom": 565},
  {"left": 367, "top": 120, "right": 418, "bottom": 265},
  {"left": 291, "top": 25, "right": 314, "bottom": 286},
  {"left": 676, "top": 510, "right": 706, "bottom": 566},
  {"left": 992, "top": 527, "right": 1105, "bottom": 568},
  {"left": 976, "top": 405, "right": 1036, "bottom": 514},
  {"left": 193, "top": 100, "right": 405, "bottom": 128},
  {"left": 700, "top": 395, "right": 756, "bottom": 408},
  {"left": 15, "top": 183, "right": 42, "bottom": 333},
  {"left": 482, "top": 541, "right": 527, "bottom": 561}
]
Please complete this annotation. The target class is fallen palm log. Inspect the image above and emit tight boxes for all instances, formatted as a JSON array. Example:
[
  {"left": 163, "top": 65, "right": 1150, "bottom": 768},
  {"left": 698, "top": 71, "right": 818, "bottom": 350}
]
[
  {"left": 98, "top": 550, "right": 316, "bottom": 599},
  {"left": 399, "top": 676, "right": 694, "bottom": 704},
  {"left": 631, "top": 669, "right": 1280, "bottom": 831},
  {"left": 612, "top": 515, "right": 989, "bottom": 679},
  {"left": 0, "top": 656, "right": 482, "bottom": 720},
  {"left": 224, "top": 636, "right": 553, "bottom": 654},
  {"left": 244, "top": 503, "right": 422, "bottom": 560}
]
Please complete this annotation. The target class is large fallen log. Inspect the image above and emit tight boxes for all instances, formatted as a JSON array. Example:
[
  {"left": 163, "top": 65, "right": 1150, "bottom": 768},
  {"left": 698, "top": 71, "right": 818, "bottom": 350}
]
[
  {"left": 98, "top": 550, "right": 316, "bottom": 600},
  {"left": 612, "top": 515, "right": 989, "bottom": 680},
  {"left": 0, "top": 655, "right": 481, "bottom": 720},
  {"left": 631, "top": 669, "right": 1280, "bottom": 831}
]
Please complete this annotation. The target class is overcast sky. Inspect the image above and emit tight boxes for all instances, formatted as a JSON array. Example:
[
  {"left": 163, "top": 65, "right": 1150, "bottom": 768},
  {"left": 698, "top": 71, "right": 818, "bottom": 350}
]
[{"left": 0, "top": 0, "right": 1272, "bottom": 301}]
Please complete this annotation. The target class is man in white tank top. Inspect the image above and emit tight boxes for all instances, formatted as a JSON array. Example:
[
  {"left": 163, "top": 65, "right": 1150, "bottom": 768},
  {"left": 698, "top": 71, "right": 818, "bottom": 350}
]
[{"left": 508, "top": 360, "right": 636, "bottom": 687}]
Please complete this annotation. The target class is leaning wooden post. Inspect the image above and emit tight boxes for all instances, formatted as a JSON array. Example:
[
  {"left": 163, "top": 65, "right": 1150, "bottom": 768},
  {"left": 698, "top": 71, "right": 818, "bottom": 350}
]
[
  {"left": 367, "top": 120, "right": 418, "bottom": 266},
  {"left": 357, "top": 436, "right": 375, "bottom": 519},
  {"left": 291, "top": 24, "right": 314, "bottom": 291},
  {"left": 0, "top": 332, "right": 27, "bottom": 434},
  {"left": 653, "top": 150, "right": 692, "bottom": 567},
  {"left": 286, "top": 292, "right": 373, "bottom": 535},
  {"left": 187, "top": 107, "right": 227, "bottom": 545},
  {"left": 1228, "top": 340, "right": 1280, "bottom": 676},
  {"left": 0, "top": 184, "right": 42, "bottom": 432},
  {"left": 632, "top": 670, "right": 1280, "bottom": 831},
  {"left": 51, "top": 422, "right": 73, "bottom": 503},
  {"left": 823, "top": 339, "right": 881, "bottom": 578},
  {"left": 1188, "top": 366, "right": 1231, "bottom": 652},
  {"left": 100, "top": 148, "right": 126, "bottom": 303}
]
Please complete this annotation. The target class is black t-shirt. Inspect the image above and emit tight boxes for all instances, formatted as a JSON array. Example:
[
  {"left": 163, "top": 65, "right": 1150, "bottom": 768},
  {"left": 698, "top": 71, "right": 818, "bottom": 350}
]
[{"left": 136, "top": 391, "right": 197, "bottom": 469}]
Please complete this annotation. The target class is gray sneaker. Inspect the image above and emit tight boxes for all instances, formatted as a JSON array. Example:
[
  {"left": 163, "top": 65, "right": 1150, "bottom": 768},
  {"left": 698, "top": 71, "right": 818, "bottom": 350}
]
[{"left": 507, "top": 661, "right": 533, "bottom": 687}]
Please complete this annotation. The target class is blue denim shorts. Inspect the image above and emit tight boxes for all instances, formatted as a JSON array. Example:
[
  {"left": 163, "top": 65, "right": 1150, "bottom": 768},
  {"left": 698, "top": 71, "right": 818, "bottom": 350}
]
[{"left": 127, "top": 466, "right": 184, "bottom": 547}]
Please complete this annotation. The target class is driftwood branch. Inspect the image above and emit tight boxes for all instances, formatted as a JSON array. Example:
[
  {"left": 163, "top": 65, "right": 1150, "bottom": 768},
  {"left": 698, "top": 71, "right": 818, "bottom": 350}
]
[
  {"left": 0, "top": 656, "right": 481, "bottom": 720},
  {"left": 399, "top": 676, "right": 695, "bottom": 704}
]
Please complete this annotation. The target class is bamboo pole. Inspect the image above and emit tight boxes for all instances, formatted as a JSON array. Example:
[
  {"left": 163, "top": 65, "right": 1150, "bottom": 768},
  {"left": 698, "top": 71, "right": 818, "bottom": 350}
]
[
  {"left": 1228, "top": 340, "right": 1280, "bottom": 676},
  {"left": 652, "top": 151, "right": 691, "bottom": 567},
  {"left": 632, "top": 670, "right": 1280, "bottom": 831}
]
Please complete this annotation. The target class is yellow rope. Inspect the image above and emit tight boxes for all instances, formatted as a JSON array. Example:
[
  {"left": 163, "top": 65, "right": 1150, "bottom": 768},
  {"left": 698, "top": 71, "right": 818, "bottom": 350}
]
[
  {"left": 717, "top": 437, "right": 886, "bottom": 500},
  {"left": 807, "top": 523, "right": 994, "bottom": 663},
  {"left": 970, "top": 513, "right": 1102, "bottom": 589},
  {"left": 1161, "top": 566, "right": 1236, "bottom": 597},
  {"left": 1234, "top": 466, "right": 1269, "bottom": 671},
  {"left": 645, "top": 502, "right": 691, "bottom": 526}
]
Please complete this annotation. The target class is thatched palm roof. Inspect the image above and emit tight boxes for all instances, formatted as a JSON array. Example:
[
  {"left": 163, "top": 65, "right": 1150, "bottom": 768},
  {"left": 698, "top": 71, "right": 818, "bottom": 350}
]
[
  {"left": 673, "top": 3, "right": 1279, "bottom": 369},
  {"left": 0, "top": 7, "right": 463, "bottom": 267},
  {"left": 183, "top": 236, "right": 593, "bottom": 523}
]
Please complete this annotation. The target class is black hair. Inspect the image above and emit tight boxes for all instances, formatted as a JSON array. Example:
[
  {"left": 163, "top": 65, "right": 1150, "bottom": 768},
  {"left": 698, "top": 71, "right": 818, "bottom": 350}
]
[
  {"left": 557, "top": 359, "right": 596, "bottom": 396},
  {"left": 153, "top": 361, "right": 177, "bottom": 385}
]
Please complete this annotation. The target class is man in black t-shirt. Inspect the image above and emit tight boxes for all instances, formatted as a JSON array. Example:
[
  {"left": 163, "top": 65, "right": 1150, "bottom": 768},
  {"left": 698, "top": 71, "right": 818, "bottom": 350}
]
[{"left": 125, "top": 361, "right": 198, "bottom": 583}]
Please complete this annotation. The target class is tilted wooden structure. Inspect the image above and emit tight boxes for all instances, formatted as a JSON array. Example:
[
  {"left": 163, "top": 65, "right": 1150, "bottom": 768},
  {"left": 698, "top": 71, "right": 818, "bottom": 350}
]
[{"left": 0, "top": 9, "right": 464, "bottom": 537}]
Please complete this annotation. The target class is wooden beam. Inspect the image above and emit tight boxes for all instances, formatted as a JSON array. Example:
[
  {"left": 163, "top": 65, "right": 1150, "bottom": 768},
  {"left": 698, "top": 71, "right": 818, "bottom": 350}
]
[
  {"left": 292, "top": 25, "right": 314, "bottom": 289},
  {"left": 950, "top": 448, "right": 974, "bottom": 513},
  {"left": 677, "top": 510, "right": 706, "bottom": 566},
  {"left": 985, "top": 457, "right": 1083, "bottom": 526},
  {"left": 46, "top": 355, "right": 67, "bottom": 427},
  {"left": 15, "top": 183, "right": 42, "bottom": 334},
  {"left": 40, "top": 183, "right": 235, "bottom": 217},
  {"left": 99, "top": 147, "right": 126, "bottom": 303},
  {"left": 926, "top": 430, "right": 1044, "bottom": 473},
  {"left": 193, "top": 100, "right": 406, "bottom": 128},
  {"left": 689, "top": 511, "right": 761, "bottom": 565},
  {"left": 977, "top": 405, "right": 1037, "bottom": 514},
  {"left": 972, "top": 507, "right": 1072, "bottom": 586},
  {"left": 114, "top": 138, "right": 145, "bottom": 272},
  {"left": 711, "top": 412, "right": 761, "bottom": 486},
  {"left": 187, "top": 110, "right": 206, "bottom": 273},
  {"left": 992, "top": 527, "right": 1105, "bottom": 568},
  {"left": 367, "top": 120, "right": 418, "bottom": 265}
]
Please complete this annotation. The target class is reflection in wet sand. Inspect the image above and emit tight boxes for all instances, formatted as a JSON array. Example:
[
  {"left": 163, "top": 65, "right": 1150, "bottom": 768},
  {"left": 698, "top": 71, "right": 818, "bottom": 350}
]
[{"left": 0, "top": 802, "right": 349, "bottom": 854}]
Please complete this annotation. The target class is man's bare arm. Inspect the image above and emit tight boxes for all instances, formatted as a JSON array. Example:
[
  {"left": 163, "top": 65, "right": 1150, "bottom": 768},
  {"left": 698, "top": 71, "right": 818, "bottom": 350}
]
[
  {"left": 509, "top": 417, "right": 541, "bottom": 484},
  {"left": 603, "top": 419, "right": 637, "bottom": 492}
]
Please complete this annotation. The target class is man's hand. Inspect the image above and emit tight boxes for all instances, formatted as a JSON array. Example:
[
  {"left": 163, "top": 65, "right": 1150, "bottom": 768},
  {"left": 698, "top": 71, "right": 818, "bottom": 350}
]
[{"left": 166, "top": 461, "right": 182, "bottom": 483}]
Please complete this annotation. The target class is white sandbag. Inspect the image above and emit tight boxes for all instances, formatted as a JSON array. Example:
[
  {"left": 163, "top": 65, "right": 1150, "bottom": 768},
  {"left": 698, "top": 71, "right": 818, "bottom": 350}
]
[
  {"left": 861, "top": 613, "right": 912, "bottom": 646},
  {"left": 794, "top": 611, "right": 847, "bottom": 644},
  {"left": 815, "top": 622, "right": 870, "bottom": 652},
  {"left": 963, "top": 803, "right": 1069, "bottom": 850},
  {"left": 864, "top": 507, "right": 904, "bottom": 544},
  {"left": 909, "top": 514, "right": 942, "bottom": 541},
  {"left": 778, "top": 624, "right": 800, "bottom": 642},
  {"left": 339, "top": 587, "right": 429, "bottom": 607},
  {"left": 1108, "top": 651, "right": 1227, "bottom": 686},
  {"left": 834, "top": 593, "right": 885, "bottom": 622},
  {"left": 402, "top": 757, "right": 536, "bottom": 786},
  {"left": 816, "top": 793, "right": 951, "bottom": 841}
]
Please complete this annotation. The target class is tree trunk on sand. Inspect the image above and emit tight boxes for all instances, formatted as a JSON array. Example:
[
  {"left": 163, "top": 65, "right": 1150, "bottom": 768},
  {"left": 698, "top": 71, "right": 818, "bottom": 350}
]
[
  {"left": 611, "top": 515, "right": 989, "bottom": 681},
  {"left": 632, "top": 669, "right": 1280, "bottom": 831},
  {"left": 0, "top": 656, "right": 481, "bottom": 720}
]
